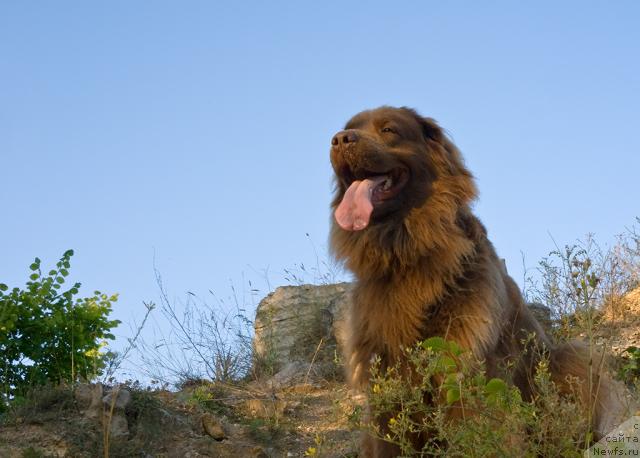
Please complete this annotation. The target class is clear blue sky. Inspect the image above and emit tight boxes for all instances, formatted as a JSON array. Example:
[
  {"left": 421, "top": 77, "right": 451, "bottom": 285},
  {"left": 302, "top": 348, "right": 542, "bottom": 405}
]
[{"left": 2, "top": 2, "right": 639, "bottom": 359}]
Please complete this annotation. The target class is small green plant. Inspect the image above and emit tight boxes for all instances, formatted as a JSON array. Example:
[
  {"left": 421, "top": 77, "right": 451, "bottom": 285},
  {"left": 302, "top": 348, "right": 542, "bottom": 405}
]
[
  {"left": 0, "top": 250, "right": 120, "bottom": 409},
  {"left": 367, "top": 337, "right": 591, "bottom": 457},
  {"left": 620, "top": 346, "right": 640, "bottom": 384},
  {"left": 304, "top": 433, "right": 325, "bottom": 456},
  {"left": 185, "top": 382, "right": 233, "bottom": 416},
  {"left": 526, "top": 222, "right": 640, "bottom": 340},
  {"left": 532, "top": 243, "right": 603, "bottom": 339},
  {"left": 346, "top": 405, "right": 363, "bottom": 429}
]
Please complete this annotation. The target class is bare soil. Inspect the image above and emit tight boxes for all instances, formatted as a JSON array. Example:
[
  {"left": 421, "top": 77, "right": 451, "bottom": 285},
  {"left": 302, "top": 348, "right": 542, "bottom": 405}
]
[{"left": 0, "top": 380, "right": 362, "bottom": 458}]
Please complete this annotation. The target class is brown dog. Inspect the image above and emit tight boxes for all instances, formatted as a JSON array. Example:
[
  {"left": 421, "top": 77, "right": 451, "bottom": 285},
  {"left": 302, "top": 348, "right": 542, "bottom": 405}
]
[{"left": 329, "top": 106, "right": 626, "bottom": 456}]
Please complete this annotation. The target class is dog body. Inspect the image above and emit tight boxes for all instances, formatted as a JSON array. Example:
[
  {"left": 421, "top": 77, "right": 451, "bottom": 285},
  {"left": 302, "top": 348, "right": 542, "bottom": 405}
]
[{"left": 329, "top": 107, "right": 623, "bottom": 456}]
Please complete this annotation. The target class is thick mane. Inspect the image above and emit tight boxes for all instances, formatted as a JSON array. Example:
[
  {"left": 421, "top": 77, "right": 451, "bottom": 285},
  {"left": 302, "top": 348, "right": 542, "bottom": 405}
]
[{"left": 330, "top": 115, "right": 478, "bottom": 282}]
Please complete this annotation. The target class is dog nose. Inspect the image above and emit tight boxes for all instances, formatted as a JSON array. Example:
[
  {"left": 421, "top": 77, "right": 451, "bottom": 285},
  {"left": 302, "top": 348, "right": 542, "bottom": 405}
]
[{"left": 331, "top": 130, "right": 359, "bottom": 146}]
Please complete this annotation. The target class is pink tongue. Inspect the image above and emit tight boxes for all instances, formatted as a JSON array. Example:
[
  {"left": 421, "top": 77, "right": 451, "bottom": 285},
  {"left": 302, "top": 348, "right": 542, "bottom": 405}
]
[{"left": 335, "top": 176, "right": 386, "bottom": 231}]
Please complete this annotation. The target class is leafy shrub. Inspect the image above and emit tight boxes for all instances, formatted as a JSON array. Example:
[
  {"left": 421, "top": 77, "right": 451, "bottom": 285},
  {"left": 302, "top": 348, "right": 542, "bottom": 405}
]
[
  {"left": 367, "top": 337, "right": 591, "bottom": 457},
  {"left": 525, "top": 220, "right": 640, "bottom": 339},
  {"left": 0, "top": 250, "right": 120, "bottom": 408}
]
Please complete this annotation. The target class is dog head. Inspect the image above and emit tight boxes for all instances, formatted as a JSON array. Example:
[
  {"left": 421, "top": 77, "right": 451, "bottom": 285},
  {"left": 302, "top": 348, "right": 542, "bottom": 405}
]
[
  {"left": 330, "top": 106, "right": 476, "bottom": 232},
  {"left": 329, "top": 106, "right": 479, "bottom": 274}
]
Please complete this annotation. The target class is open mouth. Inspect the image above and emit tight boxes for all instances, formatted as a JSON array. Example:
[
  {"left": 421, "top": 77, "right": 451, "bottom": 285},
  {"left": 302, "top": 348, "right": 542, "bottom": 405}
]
[
  {"left": 339, "top": 166, "right": 409, "bottom": 201},
  {"left": 335, "top": 166, "right": 409, "bottom": 231},
  {"left": 367, "top": 168, "right": 409, "bottom": 204}
]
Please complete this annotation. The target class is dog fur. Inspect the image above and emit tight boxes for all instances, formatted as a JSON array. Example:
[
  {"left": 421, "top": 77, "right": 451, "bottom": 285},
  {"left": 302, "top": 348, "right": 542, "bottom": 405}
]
[{"left": 329, "top": 106, "right": 627, "bottom": 456}]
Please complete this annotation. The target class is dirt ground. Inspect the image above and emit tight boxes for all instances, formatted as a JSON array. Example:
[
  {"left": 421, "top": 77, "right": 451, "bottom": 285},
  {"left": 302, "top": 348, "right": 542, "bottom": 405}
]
[{"left": 0, "top": 379, "right": 363, "bottom": 458}]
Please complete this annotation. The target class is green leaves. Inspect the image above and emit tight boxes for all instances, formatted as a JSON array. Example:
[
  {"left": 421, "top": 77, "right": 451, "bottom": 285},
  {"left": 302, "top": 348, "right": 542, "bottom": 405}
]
[
  {"left": 443, "top": 373, "right": 462, "bottom": 404},
  {"left": 0, "top": 250, "right": 120, "bottom": 406},
  {"left": 421, "top": 337, "right": 464, "bottom": 375},
  {"left": 420, "top": 338, "right": 469, "bottom": 404},
  {"left": 422, "top": 337, "right": 464, "bottom": 357},
  {"left": 620, "top": 346, "right": 640, "bottom": 382},
  {"left": 367, "top": 338, "right": 535, "bottom": 456},
  {"left": 422, "top": 336, "right": 448, "bottom": 352},
  {"left": 484, "top": 378, "right": 508, "bottom": 405},
  {"left": 446, "top": 387, "right": 461, "bottom": 404},
  {"left": 434, "top": 355, "right": 457, "bottom": 373},
  {"left": 484, "top": 377, "right": 507, "bottom": 395}
]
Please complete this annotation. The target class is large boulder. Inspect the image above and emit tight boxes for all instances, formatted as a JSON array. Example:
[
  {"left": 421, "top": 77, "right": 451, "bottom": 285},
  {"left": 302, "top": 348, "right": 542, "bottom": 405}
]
[{"left": 253, "top": 283, "right": 351, "bottom": 377}]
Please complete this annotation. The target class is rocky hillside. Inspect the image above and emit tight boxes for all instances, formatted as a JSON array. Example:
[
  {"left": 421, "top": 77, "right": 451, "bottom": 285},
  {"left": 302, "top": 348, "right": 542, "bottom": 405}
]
[{"left": 1, "top": 283, "right": 638, "bottom": 457}]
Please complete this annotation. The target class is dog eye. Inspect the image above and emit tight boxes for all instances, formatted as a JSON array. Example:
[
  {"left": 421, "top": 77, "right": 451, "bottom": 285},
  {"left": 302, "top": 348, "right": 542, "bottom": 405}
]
[{"left": 381, "top": 126, "right": 397, "bottom": 134}]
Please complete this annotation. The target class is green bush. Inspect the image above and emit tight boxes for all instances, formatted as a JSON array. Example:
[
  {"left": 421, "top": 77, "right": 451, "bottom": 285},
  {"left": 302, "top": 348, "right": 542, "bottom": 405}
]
[
  {"left": 0, "top": 250, "right": 120, "bottom": 408},
  {"left": 367, "top": 337, "right": 591, "bottom": 457}
]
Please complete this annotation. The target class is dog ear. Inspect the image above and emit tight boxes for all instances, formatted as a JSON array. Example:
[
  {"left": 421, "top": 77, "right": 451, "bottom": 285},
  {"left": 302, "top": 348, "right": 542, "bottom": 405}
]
[
  {"left": 398, "top": 107, "right": 444, "bottom": 143},
  {"left": 419, "top": 117, "right": 445, "bottom": 143},
  {"left": 417, "top": 116, "right": 478, "bottom": 203}
]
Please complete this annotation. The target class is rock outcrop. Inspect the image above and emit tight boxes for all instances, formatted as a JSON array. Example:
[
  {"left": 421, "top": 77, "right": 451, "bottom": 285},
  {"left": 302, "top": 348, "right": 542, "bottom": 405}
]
[
  {"left": 253, "top": 283, "right": 351, "bottom": 378},
  {"left": 74, "top": 383, "right": 131, "bottom": 438}
]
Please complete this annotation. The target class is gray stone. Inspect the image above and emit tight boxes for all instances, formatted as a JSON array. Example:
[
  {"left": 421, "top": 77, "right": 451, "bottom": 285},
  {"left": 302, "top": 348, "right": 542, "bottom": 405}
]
[
  {"left": 107, "top": 413, "right": 129, "bottom": 438},
  {"left": 101, "top": 386, "right": 131, "bottom": 438},
  {"left": 75, "top": 383, "right": 103, "bottom": 419},
  {"left": 253, "top": 283, "right": 351, "bottom": 376},
  {"left": 528, "top": 302, "right": 553, "bottom": 332},
  {"left": 74, "top": 383, "right": 131, "bottom": 438},
  {"left": 74, "top": 383, "right": 97, "bottom": 409},
  {"left": 103, "top": 387, "right": 131, "bottom": 410}
]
